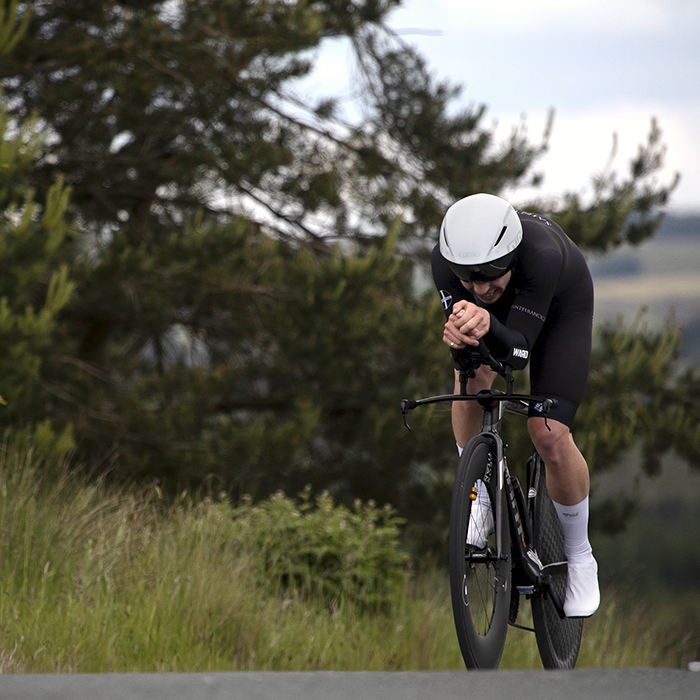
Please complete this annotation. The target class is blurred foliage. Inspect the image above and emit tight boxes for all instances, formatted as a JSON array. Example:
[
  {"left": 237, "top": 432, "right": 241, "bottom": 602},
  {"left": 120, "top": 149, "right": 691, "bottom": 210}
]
[
  {"left": 0, "top": 85, "right": 76, "bottom": 449},
  {"left": 0, "top": 1, "right": 695, "bottom": 557},
  {"left": 545, "top": 120, "right": 679, "bottom": 251}
]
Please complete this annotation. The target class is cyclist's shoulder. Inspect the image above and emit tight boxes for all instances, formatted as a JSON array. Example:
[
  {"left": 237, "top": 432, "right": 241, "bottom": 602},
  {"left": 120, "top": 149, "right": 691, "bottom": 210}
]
[
  {"left": 517, "top": 210, "right": 568, "bottom": 244},
  {"left": 517, "top": 210, "right": 582, "bottom": 255},
  {"left": 517, "top": 209, "right": 558, "bottom": 229},
  {"left": 515, "top": 225, "right": 564, "bottom": 276},
  {"left": 516, "top": 212, "right": 586, "bottom": 274}
]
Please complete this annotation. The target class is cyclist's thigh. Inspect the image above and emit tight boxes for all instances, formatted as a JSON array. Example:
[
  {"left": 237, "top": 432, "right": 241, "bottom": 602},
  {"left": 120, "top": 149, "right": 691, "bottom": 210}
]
[{"left": 528, "top": 301, "right": 593, "bottom": 428}]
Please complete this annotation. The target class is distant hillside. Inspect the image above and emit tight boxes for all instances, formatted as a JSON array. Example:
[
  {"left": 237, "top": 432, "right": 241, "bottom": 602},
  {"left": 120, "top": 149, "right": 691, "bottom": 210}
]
[
  {"left": 587, "top": 212, "right": 700, "bottom": 362},
  {"left": 656, "top": 213, "right": 700, "bottom": 239}
]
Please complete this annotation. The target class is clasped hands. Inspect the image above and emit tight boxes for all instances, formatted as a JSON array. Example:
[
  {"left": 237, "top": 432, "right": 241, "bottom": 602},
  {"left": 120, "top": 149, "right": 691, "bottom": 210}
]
[{"left": 442, "top": 300, "right": 490, "bottom": 349}]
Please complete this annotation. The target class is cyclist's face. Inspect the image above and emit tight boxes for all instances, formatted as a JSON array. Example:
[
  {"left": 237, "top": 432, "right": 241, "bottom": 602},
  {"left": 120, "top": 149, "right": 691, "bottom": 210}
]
[{"left": 460, "top": 271, "right": 512, "bottom": 304}]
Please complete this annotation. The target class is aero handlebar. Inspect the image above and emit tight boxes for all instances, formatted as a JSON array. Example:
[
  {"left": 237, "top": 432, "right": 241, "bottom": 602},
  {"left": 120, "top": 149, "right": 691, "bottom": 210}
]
[{"left": 400, "top": 341, "right": 558, "bottom": 429}]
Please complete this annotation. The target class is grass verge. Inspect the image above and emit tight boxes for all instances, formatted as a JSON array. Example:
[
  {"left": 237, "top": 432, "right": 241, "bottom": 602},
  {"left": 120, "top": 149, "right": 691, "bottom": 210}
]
[{"left": 0, "top": 439, "right": 696, "bottom": 672}]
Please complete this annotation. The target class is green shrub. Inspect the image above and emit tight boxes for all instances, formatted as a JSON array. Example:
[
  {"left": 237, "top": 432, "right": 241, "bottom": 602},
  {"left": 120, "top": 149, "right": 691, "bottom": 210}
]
[{"left": 232, "top": 486, "right": 410, "bottom": 608}]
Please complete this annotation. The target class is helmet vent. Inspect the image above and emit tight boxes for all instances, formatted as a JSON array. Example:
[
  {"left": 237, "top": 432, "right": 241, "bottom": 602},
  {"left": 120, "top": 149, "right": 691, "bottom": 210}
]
[{"left": 494, "top": 225, "right": 508, "bottom": 247}]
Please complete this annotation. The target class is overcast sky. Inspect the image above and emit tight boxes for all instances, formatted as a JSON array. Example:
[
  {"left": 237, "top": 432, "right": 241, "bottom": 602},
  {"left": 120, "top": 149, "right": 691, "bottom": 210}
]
[{"left": 307, "top": 0, "right": 700, "bottom": 214}]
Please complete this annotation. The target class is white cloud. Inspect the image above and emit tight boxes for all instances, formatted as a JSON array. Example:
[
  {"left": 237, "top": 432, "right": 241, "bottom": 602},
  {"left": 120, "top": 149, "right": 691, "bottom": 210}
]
[
  {"left": 387, "top": 0, "right": 700, "bottom": 212},
  {"left": 498, "top": 100, "right": 700, "bottom": 211},
  {"left": 393, "top": 0, "right": 685, "bottom": 35},
  {"left": 470, "top": 0, "right": 665, "bottom": 32}
]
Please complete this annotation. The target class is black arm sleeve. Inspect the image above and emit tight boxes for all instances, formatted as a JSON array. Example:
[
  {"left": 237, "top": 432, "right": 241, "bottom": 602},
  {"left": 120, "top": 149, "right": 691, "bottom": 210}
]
[
  {"left": 483, "top": 315, "right": 530, "bottom": 370},
  {"left": 485, "top": 246, "right": 563, "bottom": 369},
  {"left": 431, "top": 241, "right": 563, "bottom": 371}
]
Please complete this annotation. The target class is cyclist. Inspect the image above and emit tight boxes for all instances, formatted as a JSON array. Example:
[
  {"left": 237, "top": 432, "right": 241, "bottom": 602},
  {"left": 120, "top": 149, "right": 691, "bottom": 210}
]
[{"left": 432, "top": 192, "right": 600, "bottom": 618}]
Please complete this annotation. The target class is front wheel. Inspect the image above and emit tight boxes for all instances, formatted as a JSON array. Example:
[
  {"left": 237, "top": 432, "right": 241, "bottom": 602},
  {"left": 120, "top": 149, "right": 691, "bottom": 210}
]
[
  {"left": 530, "top": 454, "right": 583, "bottom": 669},
  {"left": 449, "top": 436, "right": 511, "bottom": 669}
]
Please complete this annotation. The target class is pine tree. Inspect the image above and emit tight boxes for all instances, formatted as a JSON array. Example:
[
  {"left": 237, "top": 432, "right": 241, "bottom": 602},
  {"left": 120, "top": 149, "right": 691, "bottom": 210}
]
[{"left": 0, "top": 96, "right": 75, "bottom": 454}]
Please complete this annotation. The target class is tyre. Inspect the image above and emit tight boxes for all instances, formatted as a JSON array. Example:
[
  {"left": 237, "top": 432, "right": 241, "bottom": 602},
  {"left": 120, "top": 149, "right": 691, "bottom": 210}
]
[
  {"left": 449, "top": 436, "right": 511, "bottom": 669},
  {"left": 530, "top": 454, "right": 583, "bottom": 669}
]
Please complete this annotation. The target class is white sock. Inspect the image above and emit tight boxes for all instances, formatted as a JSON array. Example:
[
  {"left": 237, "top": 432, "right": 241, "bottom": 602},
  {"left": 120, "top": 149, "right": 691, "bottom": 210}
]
[
  {"left": 475, "top": 479, "right": 490, "bottom": 509},
  {"left": 457, "top": 443, "right": 464, "bottom": 457},
  {"left": 552, "top": 497, "right": 594, "bottom": 565}
]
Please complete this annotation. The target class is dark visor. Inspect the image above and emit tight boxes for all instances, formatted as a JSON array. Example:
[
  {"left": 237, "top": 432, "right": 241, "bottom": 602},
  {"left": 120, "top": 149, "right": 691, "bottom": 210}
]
[{"left": 447, "top": 250, "right": 518, "bottom": 283}]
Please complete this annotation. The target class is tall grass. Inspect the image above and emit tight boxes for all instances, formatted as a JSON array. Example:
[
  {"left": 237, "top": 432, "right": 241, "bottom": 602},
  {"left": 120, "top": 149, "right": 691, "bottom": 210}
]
[{"left": 0, "top": 438, "right": 695, "bottom": 673}]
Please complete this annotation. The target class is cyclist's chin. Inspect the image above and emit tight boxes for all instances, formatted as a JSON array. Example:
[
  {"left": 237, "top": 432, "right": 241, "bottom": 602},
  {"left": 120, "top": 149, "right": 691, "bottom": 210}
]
[{"left": 476, "top": 290, "right": 502, "bottom": 304}]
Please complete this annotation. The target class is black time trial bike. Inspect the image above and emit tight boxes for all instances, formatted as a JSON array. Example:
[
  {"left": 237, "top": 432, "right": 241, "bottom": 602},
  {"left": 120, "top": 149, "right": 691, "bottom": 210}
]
[{"left": 400, "top": 342, "right": 583, "bottom": 670}]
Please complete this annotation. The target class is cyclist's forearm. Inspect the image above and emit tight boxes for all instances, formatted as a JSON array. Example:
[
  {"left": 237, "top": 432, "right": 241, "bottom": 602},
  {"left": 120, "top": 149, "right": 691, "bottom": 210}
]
[{"left": 484, "top": 315, "right": 530, "bottom": 369}]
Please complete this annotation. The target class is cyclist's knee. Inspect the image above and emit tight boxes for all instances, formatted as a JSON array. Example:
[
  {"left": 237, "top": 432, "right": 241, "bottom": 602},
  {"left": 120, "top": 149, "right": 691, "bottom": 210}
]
[{"left": 528, "top": 417, "right": 572, "bottom": 467}]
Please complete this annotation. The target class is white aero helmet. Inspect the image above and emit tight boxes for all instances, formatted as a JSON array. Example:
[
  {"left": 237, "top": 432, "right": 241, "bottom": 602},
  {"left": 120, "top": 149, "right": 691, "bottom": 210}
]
[{"left": 439, "top": 193, "right": 522, "bottom": 282}]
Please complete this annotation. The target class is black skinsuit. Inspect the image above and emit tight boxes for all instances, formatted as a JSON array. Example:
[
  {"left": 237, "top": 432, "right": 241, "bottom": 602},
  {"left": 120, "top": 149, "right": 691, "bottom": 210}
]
[{"left": 431, "top": 210, "right": 594, "bottom": 428}]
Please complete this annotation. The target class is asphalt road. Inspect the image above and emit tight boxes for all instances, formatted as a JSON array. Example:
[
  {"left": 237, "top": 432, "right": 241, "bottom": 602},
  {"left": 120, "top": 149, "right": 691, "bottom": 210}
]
[{"left": 0, "top": 669, "right": 698, "bottom": 700}]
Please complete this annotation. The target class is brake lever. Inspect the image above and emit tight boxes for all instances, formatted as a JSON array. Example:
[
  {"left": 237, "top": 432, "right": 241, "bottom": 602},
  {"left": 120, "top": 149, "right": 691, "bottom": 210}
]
[
  {"left": 400, "top": 399, "right": 415, "bottom": 432},
  {"left": 541, "top": 398, "right": 559, "bottom": 431}
]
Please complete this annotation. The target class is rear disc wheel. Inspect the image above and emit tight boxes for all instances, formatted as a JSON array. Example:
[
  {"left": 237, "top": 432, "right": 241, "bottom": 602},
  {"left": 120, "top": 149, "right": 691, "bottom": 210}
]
[{"left": 530, "top": 455, "right": 583, "bottom": 669}]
